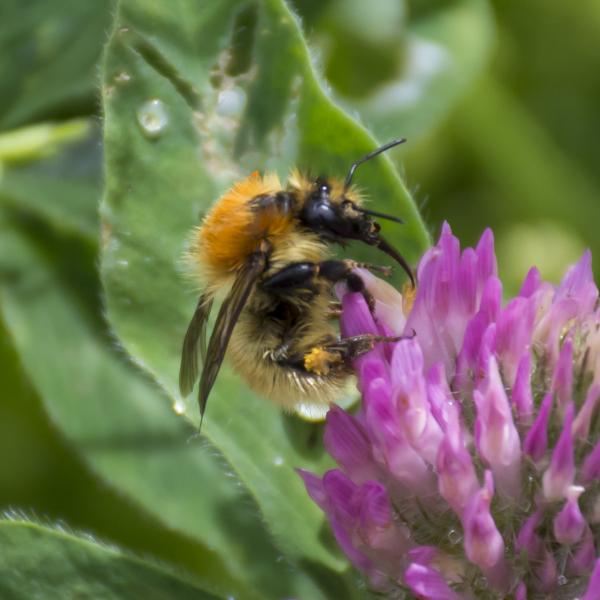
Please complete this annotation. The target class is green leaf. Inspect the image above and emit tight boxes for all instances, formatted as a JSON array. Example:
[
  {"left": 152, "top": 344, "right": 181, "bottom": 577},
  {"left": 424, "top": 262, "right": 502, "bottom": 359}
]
[
  {"left": 101, "top": 0, "right": 429, "bottom": 569},
  {"left": 0, "top": 205, "right": 345, "bottom": 598},
  {"left": 0, "top": 520, "right": 221, "bottom": 600},
  {"left": 0, "top": 0, "right": 114, "bottom": 129},
  {"left": 0, "top": 121, "right": 100, "bottom": 239}
]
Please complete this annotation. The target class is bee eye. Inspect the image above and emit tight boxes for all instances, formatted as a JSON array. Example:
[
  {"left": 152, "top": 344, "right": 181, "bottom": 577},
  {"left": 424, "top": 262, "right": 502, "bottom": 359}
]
[{"left": 314, "top": 177, "right": 330, "bottom": 194}]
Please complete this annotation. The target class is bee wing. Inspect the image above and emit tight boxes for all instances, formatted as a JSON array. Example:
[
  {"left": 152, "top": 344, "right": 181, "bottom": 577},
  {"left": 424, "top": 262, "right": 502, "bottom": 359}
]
[
  {"left": 179, "top": 293, "right": 214, "bottom": 397},
  {"left": 198, "top": 250, "right": 267, "bottom": 419}
]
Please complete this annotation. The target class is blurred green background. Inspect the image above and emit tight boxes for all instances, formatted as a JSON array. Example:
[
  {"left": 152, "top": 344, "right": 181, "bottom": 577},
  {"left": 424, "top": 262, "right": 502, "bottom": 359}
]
[{"left": 1, "top": 0, "right": 599, "bottom": 595}]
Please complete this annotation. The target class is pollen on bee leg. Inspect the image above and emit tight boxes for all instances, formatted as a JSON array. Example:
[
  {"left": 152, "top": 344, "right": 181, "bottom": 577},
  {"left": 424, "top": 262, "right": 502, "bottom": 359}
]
[{"left": 304, "top": 346, "right": 341, "bottom": 376}]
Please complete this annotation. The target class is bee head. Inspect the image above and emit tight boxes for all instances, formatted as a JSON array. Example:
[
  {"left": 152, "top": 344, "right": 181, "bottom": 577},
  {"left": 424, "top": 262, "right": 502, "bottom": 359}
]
[
  {"left": 298, "top": 140, "right": 415, "bottom": 286},
  {"left": 300, "top": 179, "right": 378, "bottom": 242}
]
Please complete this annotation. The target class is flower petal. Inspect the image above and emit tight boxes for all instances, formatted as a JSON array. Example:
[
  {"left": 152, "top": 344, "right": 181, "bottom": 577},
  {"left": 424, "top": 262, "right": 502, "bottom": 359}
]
[
  {"left": 553, "top": 485, "right": 586, "bottom": 545},
  {"left": 523, "top": 392, "right": 553, "bottom": 462},
  {"left": 552, "top": 338, "right": 574, "bottom": 415},
  {"left": 391, "top": 339, "right": 443, "bottom": 464},
  {"left": 437, "top": 418, "right": 478, "bottom": 514},
  {"left": 511, "top": 352, "right": 534, "bottom": 422},
  {"left": 573, "top": 384, "right": 600, "bottom": 440},
  {"left": 364, "top": 378, "right": 433, "bottom": 493},
  {"left": 543, "top": 403, "right": 575, "bottom": 501},
  {"left": 324, "top": 405, "right": 376, "bottom": 483},
  {"left": 519, "top": 266, "right": 542, "bottom": 298},
  {"left": 462, "top": 472, "right": 509, "bottom": 589},
  {"left": 582, "top": 558, "right": 600, "bottom": 600},
  {"left": 474, "top": 357, "right": 521, "bottom": 498},
  {"left": 581, "top": 436, "right": 600, "bottom": 483},
  {"left": 495, "top": 296, "right": 535, "bottom": 387},
  {"left": 404, "top": 563, "right": 460, "bottom": 600}
]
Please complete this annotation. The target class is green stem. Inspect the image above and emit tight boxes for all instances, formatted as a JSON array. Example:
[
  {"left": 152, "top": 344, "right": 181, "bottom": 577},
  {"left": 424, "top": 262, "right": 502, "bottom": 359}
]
[{"left": 0, "top": 119, "right": 91, "bottom": 164}]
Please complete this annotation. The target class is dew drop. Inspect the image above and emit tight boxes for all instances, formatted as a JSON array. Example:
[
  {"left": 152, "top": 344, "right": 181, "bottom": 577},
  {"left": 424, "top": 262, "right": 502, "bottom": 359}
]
[
  {"left": 557, "top": 574, "right": 568, "bottom": 586},
  {"left": 137, "top": 99, "right": 169, "bottom": 138},
  {"left": 273, "top": 456, "right": 284, "bottom": 466},
  {"left": 116, "top": 258, "right": 129, "bottom": 268},
  {"left": 173, "top": 399, "right": 186, "bottom": 415},
  {"left": 216, "top": 87, "right": 247, "bottom": 118}
]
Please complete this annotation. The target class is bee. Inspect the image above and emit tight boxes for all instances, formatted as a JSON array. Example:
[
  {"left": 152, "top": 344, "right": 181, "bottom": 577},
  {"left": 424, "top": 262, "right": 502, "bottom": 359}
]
[{"left": 179, "top": 139, "right": 415, "bottom": 423}]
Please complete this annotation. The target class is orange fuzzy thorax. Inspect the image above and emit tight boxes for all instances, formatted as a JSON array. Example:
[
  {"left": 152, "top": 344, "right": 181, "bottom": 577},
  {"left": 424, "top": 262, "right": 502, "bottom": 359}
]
[{"left": 196, "top": 172, "right": 294, "bottom": 277}]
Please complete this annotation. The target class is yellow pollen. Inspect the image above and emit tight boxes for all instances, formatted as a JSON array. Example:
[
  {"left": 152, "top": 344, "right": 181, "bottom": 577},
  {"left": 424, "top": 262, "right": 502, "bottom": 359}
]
[{"left": 304, "top": 347, "right": 340, "bottom": 376}]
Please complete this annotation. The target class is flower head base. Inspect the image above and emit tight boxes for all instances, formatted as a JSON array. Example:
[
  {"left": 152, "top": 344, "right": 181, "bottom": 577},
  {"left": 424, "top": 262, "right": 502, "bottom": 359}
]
[{"left": 300, "top": 223, "right": 600, "bottom": 598}]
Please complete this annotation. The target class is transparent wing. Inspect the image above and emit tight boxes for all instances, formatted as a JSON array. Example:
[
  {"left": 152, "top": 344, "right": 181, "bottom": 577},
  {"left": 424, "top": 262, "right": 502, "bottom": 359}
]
[
  {"left": 179, "top": 293, "right": 214, "bottom": 397},
  {"left": 198, "top": 251, "right": 267, "bottom": 420}
]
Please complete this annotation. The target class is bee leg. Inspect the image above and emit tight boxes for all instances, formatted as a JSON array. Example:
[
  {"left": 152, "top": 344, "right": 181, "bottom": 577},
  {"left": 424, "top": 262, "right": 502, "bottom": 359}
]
[
  {"left": 302, "top": 333, "right": 413, "bottom": 376},
  {"left": 316, "top": 260, "right": 380, "bottom": 313},
  {"left": 345, "top": 272, "right": 376, "bottom": 313},
  {"left": 352, "top": 263, "right": 393, "bottom": 277},
  {"left": 329, "top": 332, "right": 414, "bottom": 360},
  {"left": 261, "top": 259, "right": 377, "bottom": 312},
  {"left": 270, "top": 333, "right": 344, "bottom": 376}
]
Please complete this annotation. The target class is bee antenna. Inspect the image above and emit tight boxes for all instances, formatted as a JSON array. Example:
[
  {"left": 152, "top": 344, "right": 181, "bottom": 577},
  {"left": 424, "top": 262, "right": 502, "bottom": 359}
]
[
  {"left": 344, "top": 138, "right": 407, "bottom": 190},
  {"left": 358, "top": 208, "right": 404, "bottom": 224}
]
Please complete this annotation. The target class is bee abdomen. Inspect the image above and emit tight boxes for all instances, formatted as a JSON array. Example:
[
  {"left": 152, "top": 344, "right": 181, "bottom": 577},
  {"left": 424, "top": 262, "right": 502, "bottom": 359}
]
[{"left": 228, "top": 314, "right": 348, "bottom": 411}]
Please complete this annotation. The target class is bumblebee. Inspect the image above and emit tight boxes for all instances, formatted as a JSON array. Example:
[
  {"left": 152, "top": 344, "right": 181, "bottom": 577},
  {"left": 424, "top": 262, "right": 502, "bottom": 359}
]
[{"left": 179, "top": 139, "right": 414, "bottom": 422}]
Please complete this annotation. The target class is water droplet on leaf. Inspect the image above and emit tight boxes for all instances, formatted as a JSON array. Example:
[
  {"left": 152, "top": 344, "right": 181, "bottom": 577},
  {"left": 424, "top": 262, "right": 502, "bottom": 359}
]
[
  {"left": 216, "top": 87, "right": 247, "bottom": 118},
  {"left": 273, "top": 456, "right": 284, "bottom": 466},
  {"left": 137, "top": 99, "right": 169, "bottom": 138},
  {"left": 173, "top": 399, "right": 186, "bottom": 415}
]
